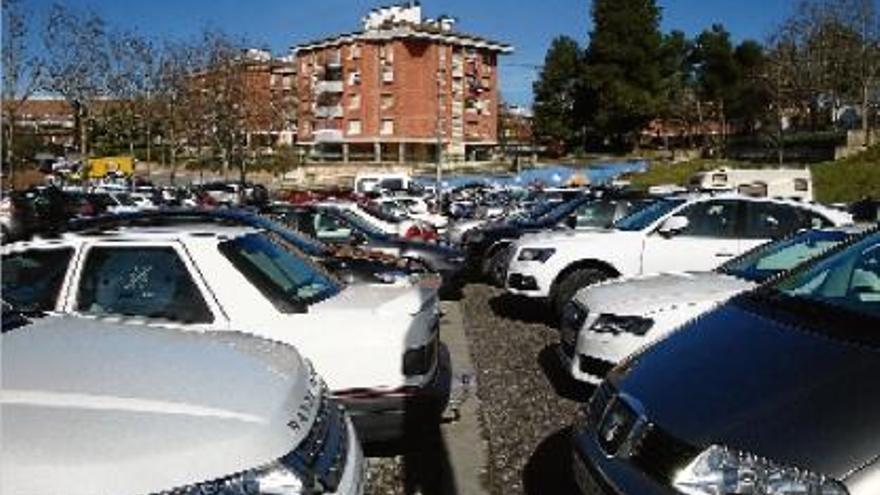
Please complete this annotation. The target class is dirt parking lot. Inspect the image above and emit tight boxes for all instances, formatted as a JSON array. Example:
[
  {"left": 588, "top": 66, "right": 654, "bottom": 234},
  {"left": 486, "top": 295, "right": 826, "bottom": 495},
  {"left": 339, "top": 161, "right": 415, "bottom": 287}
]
[{"left": 365, "top": 283, "right": 594, "bottom": 495}]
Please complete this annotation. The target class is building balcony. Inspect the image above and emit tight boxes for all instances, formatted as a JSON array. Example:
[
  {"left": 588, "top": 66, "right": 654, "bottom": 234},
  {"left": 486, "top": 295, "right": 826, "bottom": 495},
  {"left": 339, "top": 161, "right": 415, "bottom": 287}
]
[
  {"left": 314, "top": 129, "right": 344, "bottom": 143},
  {"left": 315, "top": 105, "right": 344, "bottom": 118},
  {"left": 316, "top": 80, "right": 344, "bottom": 94}
]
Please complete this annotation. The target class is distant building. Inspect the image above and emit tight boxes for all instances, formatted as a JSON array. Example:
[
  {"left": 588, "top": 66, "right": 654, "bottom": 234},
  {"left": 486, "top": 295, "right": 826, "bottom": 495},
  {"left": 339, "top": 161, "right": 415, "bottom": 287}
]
[
  {"left": 4, "top": 98, "right": 77, "bottom": 149},
  {"left": 292, "top": 1, "right": 513, "bottom": 162}
]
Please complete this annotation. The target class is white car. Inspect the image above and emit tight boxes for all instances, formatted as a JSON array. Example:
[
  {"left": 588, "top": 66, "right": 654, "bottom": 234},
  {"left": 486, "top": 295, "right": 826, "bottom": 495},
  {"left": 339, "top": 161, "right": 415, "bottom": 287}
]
[
  {"left": 505, "top": 194, "right": 853, "bottom": 314},
  {"left": 320, "top": 201, "right": 435, "bottom": 241},
  {"left": 1, "top": 311, "right": 364, "bottom": 495},
  {"left": 2, "top": 222, "right": 447, "bottom": 442},
  {"left": 560, "top": 225, "right": 864, "bottom": 384},
  {"left": 376, "top": 196, "right": 448, "bottom": 231}
]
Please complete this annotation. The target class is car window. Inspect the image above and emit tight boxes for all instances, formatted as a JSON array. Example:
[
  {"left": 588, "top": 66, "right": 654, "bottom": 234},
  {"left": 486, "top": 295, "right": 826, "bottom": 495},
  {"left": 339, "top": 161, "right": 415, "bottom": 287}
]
[
  {"left": 314, "top": 212, "right": 353, "bottom": 240},
  {"left": 574, "top": 201, "right": 617, "bottom": 228},
  {"left": 719, "top": 229, "right": 849, "bottom": 283},
  {"left": 744, "top": 202, "right": 806, "bottom": 240},
  {"left": 677, "top": 200, "right": 739, "bottom": 238},
  {"left": 219, "top": 233, "right": 341, "bottom": 312},
  {"left": 775, "top": 233, "right": 880, "bottom": 317},
  {"left": 615, "top": 199, "right": 685, "bottom": 231},
  {"left": 2, "top": 248, "right": 73, "bottom": 311},
  {"left": 77, "top": 247, "right": 213, "bottom": 323}
]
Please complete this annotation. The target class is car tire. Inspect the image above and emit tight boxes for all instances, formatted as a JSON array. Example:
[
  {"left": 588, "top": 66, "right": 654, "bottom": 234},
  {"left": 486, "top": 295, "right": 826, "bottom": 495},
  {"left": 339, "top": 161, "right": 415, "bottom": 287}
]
[{"left": 551, "top": 268, "right": 610, "bottom": 318}]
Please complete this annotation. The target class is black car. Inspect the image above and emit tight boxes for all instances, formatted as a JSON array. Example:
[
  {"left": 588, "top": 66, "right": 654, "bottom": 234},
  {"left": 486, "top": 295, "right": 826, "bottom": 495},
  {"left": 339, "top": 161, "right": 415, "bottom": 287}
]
[
  {"left": 463, "top": 191, "right": 653, "bottom": 285},
  {"left": 572, "top": 226, "right": 880, "bottom": 495},
  {"left": 267, "top": 204, "right": 466, "bottom": 288}
]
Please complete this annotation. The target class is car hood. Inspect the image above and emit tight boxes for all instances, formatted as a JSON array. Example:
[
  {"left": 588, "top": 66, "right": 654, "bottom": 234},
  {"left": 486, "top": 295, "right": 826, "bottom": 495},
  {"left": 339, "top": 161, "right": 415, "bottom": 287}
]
[
  {"left": 517, "top": 228, "right": 631, "bottom": 248},
  {"left": 311, "top": 276, "right": 439, "bottom": 317},
  {"left": 610, "top": 298, "right": 880, "bottom": 479},
  {"left": 577, "top": 271, "right": 755, "bottom": 316},
  {"left": 1, "top": 317, "right": 317, "bottom": 495}
]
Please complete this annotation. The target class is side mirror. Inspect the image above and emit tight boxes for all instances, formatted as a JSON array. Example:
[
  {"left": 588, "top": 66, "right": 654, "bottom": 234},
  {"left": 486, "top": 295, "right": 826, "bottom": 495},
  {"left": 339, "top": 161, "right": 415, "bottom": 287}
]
[{"left": 658, "top": 216, "right": 689, "bottom": 238}]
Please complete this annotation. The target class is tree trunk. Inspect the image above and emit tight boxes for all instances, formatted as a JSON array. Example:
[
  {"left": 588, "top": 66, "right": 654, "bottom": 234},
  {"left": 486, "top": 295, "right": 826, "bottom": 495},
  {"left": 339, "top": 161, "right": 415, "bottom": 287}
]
[
  {"left": 7, "top": 113, "right": 15, "bottom": 190},
  {"left": 78, "top": 105, "right": 88, "bottom": 157},
  {"left": 863, "top": 82, "right": 871, "bottom": 148}
]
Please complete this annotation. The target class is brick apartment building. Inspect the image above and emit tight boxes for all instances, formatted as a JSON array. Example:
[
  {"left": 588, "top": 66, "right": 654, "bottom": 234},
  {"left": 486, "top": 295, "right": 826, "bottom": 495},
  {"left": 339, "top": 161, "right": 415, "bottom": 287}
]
[{"left": 293, "top": 2, "right": 513, "bottom": 163}]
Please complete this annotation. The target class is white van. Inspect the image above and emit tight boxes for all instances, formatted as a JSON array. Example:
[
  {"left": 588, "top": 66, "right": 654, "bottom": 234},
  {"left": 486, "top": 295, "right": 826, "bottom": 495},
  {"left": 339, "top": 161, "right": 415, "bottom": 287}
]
[
  {"left": 354, "top": 172, "right": 414, "bottom": 195},
  {"left": 690, "top": 168, "right": 814, "bottom": 201}
]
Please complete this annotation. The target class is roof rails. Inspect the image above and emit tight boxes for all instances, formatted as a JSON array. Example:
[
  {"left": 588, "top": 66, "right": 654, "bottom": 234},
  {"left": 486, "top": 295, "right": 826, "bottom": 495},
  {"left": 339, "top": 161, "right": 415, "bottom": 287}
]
[{"left": 65, "top": 208, "right": 263, "bottom": 234}]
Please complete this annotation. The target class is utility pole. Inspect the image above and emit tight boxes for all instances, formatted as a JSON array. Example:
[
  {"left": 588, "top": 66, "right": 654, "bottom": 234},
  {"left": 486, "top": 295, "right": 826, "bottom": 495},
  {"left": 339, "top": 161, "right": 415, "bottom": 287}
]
[{"left": 435, "top": 56, "right": 445, "bottom": 191}]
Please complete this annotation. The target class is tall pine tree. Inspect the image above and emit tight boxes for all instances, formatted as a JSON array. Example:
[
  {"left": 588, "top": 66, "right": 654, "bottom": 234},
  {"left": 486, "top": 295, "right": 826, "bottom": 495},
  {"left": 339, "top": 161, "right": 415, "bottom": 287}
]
[
  {"left": 583, "top": 0, "right": 664, "bottom": 149},
  {"left": 532, "top": 36, "right": 585, "bottom": 156}
]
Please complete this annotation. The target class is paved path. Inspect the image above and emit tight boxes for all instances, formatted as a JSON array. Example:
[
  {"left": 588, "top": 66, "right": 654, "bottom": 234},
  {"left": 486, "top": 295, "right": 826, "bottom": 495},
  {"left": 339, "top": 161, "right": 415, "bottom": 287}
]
[{"left": 439, "top": 300, "right": 490, "bottom": 495}]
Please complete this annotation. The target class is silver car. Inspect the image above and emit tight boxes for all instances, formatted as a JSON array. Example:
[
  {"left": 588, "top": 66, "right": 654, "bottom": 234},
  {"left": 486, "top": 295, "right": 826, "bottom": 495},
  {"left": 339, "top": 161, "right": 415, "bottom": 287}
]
[{"left": 1, "top": 313, "right": 365, "bottom": 495}]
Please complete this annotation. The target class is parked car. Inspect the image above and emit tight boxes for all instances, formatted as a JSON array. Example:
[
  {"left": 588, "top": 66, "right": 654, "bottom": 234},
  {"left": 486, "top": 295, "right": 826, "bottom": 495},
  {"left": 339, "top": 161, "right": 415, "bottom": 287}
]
[
  {"left": 1, "top": 310, "right": 364, "bottom": 495},
  {"left": 2, "top": 223, "right": 449, "bottom": 443},
  {"left": 323, "top": 201, "right": 438, "bottom": 242},
  {"left": 506, "top": 194, "right": 852, "bottom": 315},
  {"left": 561, "top": 225, "right": 865, "bottom": 384},
  {"left": 268, "top": 203, "right": 465, "bottom": 289},
  {"left": 375, "top": 196, "right": 449, "bottom": 232},
  {"left": 464, "top": 191, "right": 653, "bottom": 285},
  {"left": 571, "top": 226, "right": 880, "bottom": 495},
  {"left": 68, "top": 210, "right": 429, "bottom": 287}
]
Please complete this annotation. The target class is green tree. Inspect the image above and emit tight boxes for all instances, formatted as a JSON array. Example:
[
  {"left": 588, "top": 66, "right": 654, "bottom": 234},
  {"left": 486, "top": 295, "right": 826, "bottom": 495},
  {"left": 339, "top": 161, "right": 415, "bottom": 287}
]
[
  {"left": 583, "top": 0, "right": 664, "bottom": 149},
  {"left": 532, "top": 36, "right": 585, "bottom": 156}
]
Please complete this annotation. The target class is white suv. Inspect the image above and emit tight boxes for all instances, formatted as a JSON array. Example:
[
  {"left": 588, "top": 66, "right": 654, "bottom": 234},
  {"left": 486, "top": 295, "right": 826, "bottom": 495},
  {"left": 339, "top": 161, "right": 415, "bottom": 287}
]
[
  {"left": 2, "top": 223, "right": 448, "bottom": 442},
  {"left": 505, "top": 194, "right": 852, "bottom": 314},
  {"left": 561, "top": 225, "right": 865, "bottom": 384}
]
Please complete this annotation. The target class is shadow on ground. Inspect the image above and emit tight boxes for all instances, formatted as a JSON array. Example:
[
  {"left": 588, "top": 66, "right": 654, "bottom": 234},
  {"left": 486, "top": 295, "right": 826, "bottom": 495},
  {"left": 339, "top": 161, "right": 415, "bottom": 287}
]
[
  {"left": 523, "top": 426, "right": 580, "bottom": 495},
  {"left": 488, "top": 292, "right": 556, "bottom": 327},
  {"left": 538, "top": 344, "right": 595, "bottom": 403},
  {"left": 363, "top": 345, "right": 458, "bottom": 495}
]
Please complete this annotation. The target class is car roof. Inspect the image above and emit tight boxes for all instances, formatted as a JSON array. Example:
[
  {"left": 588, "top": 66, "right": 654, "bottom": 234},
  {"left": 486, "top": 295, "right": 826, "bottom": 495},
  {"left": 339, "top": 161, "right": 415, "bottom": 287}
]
[{"left": 3, "top": 223, "right": 259, "bottom": 250}]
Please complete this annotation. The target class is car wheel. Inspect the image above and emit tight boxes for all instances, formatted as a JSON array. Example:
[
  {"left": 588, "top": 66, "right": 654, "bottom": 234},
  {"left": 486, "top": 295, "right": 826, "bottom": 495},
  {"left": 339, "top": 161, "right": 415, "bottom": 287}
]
[{"left": 551, "top": 268, "right": 611, "bottom": 319}]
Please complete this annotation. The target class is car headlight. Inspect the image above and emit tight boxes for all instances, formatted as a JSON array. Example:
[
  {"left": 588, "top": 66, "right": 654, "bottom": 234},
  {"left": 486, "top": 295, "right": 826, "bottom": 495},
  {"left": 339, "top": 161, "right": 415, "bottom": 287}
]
[
  {"left": 518, "top": 248, "right": 556, "bottom": 262},
  {"left": 674, "top": 445, "right": 848, "bottom": 495},
  {"left": 590, "top": 314, "right": 653, "bottom": 336},
  {"left": 160, "top": 458, "right": 307, "bottom": 494}
]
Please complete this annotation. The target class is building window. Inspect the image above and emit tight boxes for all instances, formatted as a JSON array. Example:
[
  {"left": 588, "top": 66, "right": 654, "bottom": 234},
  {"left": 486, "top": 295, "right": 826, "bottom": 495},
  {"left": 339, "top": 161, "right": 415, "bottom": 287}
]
[
  {"left": 350, "top": 44, "right": 361, "bottom": 60},
  {"left": 270, "top": 74, "right": 279, "bottom": 87},
  {"left": 349, "top": 94, "right": 361, "bottom": 110},
  {"left": 283, "top": 76, "right": 292, "bottom": 89},
  {"left": 348, "top": 120, "right": 362, "bottom": 136},
  {"left": 381, "top": 119, "right": 394, "bottom": 136},
  {"left": 381, "top": 94, "right": 394, "bottom": 111},
  {"left": 382, "top": 68, "right": 394, "bottom": 83},
  {"left": 349, "top": 71, "right": 361, "bottom": 86},
  {"left": 439, "top": 46, "right": 447, "bottom": 63}
]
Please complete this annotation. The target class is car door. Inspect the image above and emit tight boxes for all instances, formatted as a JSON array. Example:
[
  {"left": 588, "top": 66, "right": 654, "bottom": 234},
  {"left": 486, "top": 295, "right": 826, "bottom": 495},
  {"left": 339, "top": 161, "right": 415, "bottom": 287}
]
[
  {"left": 640, "top": 199, "right": 743, "bottom": 275},
  {"left": 65, "top": 242, "right": 224, "bottom": 328},
  {"left": 313, "top": 211, "right": 354, "bottom": 243}
]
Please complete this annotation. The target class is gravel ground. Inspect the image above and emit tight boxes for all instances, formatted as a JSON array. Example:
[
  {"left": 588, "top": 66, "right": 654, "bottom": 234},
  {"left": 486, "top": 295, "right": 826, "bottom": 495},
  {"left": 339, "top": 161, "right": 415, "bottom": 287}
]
[
  {"left": 461, "top": 284, "right": 593, "bottom": 495},
  {"left": 364, "top": 282, "right": 593, "bottom": 495}
]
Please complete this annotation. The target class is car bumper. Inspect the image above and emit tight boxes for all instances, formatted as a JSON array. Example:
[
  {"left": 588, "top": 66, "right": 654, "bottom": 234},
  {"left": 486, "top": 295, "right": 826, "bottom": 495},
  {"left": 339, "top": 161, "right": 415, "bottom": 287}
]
[
  {"left": 572, "top": 426, "right": 678, "bottom": 495},
  {"left": 336, "top": 344, "right": 452, "bottom": 443},
  {"left": 505, "top": 261, "right": 552, "bottom": 297},
  {"left": 333, "top": 419, "right": 367, "bottom": 495},
  {"left": 557, "top": 346, "right": 605, "bottom": 386}
]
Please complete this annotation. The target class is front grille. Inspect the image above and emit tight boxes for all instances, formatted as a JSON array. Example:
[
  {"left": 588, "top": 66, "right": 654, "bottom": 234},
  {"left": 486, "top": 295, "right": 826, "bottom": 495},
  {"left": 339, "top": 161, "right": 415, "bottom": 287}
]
[
  {"left": 282, "top": 392, "right": 349, "bottom": 492},
  {"left": 578, "top": 354, "right": 614, "bottom": 378},
  {"left": 631, "top": 425, "right": 701, "bottom": 484}
]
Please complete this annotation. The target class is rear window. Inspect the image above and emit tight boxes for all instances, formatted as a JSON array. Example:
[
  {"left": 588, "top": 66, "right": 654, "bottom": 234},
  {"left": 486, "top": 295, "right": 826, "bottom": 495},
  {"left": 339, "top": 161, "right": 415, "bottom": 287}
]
[
  {"left": 219, "top": 233, "right": 342, "bottom": 312},
  {"left": 2, "top": 248, "right": 73, "bottom": 312}
]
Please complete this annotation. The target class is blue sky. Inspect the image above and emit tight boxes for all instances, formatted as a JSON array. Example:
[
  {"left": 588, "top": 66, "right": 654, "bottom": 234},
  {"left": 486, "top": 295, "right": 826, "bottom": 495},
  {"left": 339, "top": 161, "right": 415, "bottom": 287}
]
[{"left": 23, "top": 0, "right": 794, "bottom": 106}]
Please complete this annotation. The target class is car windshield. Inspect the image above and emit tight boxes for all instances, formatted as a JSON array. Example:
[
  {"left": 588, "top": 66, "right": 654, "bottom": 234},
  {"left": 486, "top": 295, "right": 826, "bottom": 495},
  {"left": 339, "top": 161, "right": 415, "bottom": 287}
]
[
  {"left": 219, "top": 232, "right": 342, "bottom": 311},
  {"left": 718, "top": 229, "right": 851, "bottom": 283},
  {"left": 770, "top": 231, "right": 880, "bottom": 318},
  {"left": 336, "top": 209, "right": 384, "bottom": 235},
  {"left": 250, "top": 215, "right": 329, "bottom": 256},
  {"left": 614, "top": 198, "right": 686, "bottom": 231},
  {"left": 534, "top": 197, "right": 587, "bottom": 224}
]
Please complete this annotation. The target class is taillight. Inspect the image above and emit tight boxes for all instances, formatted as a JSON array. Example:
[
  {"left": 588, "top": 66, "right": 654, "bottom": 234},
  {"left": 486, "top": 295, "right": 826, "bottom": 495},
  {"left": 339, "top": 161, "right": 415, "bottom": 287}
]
[{"left": 405, "top": 225, "right": 422, "bottom": 239}]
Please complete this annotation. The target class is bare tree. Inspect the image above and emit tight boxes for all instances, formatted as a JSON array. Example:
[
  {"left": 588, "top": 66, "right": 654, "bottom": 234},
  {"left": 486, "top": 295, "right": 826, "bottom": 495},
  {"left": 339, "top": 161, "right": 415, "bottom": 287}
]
[
  {"left": 2, "top": 0, "right": 44, "bottom": 187},
  {"left": 41, "top": 3, "right": 110, "bottom": 158}
]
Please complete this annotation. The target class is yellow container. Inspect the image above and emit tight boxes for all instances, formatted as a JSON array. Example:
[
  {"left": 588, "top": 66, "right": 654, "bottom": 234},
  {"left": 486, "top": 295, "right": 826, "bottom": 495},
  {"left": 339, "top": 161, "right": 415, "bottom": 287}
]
[{"left": 87, "top": 156, "right": 135, "bottom": 178}]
